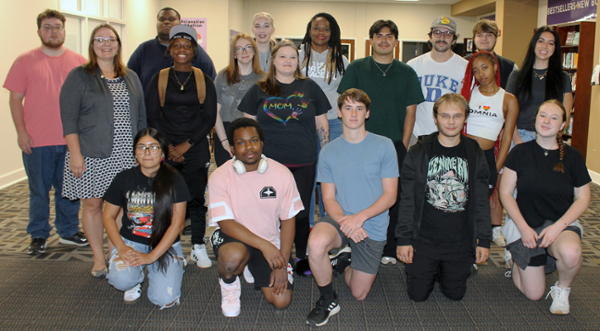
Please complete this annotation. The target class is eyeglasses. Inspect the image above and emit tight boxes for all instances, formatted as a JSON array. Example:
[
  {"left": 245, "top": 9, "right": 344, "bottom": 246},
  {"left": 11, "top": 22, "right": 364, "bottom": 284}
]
[
  {"left": 438, "top": 113, "right": 465, "bottom": 120},
  {"left": 42, "top": 25, "right": 64, "bottom": 32},
  {"left": 235, "top": 45, "right": 254, "bottom": 53},
  {"left": 432, "top": 30, "right": 454, "bottom": 38},
  {"left": 135, "top": 145, "right": 162, "bottom": 154},
  {"left": 94, "top": 37, "right": 117, "bottom": 45},
  {"left": 158, "top": 17, "right": 178, "bottom": 23}
]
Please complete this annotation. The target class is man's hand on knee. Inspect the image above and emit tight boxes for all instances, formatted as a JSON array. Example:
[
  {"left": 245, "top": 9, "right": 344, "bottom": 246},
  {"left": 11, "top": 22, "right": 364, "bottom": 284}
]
[{"left": 397, "top": 245, "right": 413, "bottom": 264}]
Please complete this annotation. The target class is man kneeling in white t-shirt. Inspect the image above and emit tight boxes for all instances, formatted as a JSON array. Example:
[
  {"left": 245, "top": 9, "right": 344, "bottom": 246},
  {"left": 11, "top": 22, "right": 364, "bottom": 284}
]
[{"left": 207, "top": 118, "right": 304, "bottom": 317}]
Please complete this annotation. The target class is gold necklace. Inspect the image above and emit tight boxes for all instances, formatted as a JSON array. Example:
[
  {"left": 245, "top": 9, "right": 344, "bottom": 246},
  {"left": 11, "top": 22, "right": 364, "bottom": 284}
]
[
  {"left": 174, "top": 68, "right": 193, "bottom": 91},
  {"left": 534, "top": 69, "right": 547, "bottom": 80}
]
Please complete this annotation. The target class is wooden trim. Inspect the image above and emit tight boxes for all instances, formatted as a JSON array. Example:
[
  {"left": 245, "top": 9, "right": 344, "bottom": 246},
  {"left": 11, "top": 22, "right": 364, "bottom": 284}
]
[{"left": 341, "top": 39, "right": 355, "bottom": 62}]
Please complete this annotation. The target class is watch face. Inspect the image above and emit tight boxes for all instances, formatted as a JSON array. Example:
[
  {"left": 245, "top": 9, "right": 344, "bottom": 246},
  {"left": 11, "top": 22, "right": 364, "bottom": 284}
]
[{"left": 188, "top": 139, "right": 195, "bottom": 146}]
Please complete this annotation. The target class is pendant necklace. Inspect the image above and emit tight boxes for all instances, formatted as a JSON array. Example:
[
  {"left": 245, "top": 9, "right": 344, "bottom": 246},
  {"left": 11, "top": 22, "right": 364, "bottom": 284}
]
[
  {"left": 174, "top": 68, "right": 193, "bottom": 91},
  {"left": 534, "top": 69, "right": 547, "bottom": 80},
  {"left": 373, "top": 58, "right": 393, "bottom": 77}
]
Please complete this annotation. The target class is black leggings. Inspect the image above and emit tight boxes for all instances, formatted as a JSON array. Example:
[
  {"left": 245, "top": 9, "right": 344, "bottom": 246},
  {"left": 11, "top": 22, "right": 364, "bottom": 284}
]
[
  {"left": 484, "top": 148, "right": 498, "bottom": 198},
  {"left": 287, "top": 163, "right": 316, "bottom": 259}
]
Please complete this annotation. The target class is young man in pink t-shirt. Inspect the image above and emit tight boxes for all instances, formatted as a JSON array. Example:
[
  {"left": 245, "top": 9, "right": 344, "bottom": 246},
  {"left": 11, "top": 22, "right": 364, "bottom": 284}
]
[
  {"left": 4, "top": 9, "right": 88, "bottom": 255},
  {"left": 208, "top": 118, "right": 304, "bottom": 317}
]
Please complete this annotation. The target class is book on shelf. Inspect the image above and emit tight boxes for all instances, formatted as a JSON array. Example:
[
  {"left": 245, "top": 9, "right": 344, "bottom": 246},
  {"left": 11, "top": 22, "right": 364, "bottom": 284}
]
[
  {"left": 566, "top": 31, "right": 575, "bottom": 45},
  {"left": 562, "top": 52, "right": 578, "bottom": 69},
  {"left": 573, "top": 32, "right": 580, "bottom": 45}
]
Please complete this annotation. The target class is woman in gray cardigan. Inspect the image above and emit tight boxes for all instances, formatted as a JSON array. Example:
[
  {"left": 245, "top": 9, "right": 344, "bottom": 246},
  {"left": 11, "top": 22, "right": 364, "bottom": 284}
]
[{"left": 60, "top": 24, "right": 146, "bottom": 277}]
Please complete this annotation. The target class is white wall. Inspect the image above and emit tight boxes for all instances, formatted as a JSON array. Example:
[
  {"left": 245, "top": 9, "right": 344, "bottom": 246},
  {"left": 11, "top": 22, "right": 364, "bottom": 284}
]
[
  {"left": 0, "top": 0, "right": 158, "bottom": 188},
  {"left": 244, "top": 1, "right": 477, "bottom": 61},
  {"left": 0, "top": 0, "right": 477, "bottom": 188}
]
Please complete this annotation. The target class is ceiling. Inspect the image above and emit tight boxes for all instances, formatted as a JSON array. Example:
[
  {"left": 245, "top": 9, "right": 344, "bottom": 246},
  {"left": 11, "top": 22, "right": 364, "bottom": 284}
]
[{"left": 250, "top": 0, "right": 463, "bottom": 4}]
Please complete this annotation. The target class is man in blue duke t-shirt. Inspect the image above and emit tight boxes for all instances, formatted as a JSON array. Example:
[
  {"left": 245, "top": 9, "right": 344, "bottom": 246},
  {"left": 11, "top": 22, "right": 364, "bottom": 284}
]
[{"left": 127, "top": 7, "right": 216, "bottom": 97}]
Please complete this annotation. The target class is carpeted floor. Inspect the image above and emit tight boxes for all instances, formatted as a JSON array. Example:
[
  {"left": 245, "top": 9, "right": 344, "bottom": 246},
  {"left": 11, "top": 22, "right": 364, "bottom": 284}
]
[{"left": 1, "top": 180, "right": 600, "bottom": 330}]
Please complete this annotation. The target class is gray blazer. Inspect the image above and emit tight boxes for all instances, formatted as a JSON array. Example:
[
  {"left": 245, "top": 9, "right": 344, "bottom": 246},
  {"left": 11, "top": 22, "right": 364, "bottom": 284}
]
[{"left": 60, "top": 65, "right": 147, "bottom": 158}]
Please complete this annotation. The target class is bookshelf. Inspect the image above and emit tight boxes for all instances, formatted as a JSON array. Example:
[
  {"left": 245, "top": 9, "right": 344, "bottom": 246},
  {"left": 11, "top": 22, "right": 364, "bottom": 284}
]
[{"left": 554, "top": 21, "right": 595, "bottom": 159}]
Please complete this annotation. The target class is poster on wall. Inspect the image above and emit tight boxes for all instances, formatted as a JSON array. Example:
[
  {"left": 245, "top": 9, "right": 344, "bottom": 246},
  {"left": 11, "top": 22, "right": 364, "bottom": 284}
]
[
  {"left": 181, "top": 18, "right": 208, "bottom": 51},
  {"left": 547, "top": 0, "right": 597, "bottom": 25}
]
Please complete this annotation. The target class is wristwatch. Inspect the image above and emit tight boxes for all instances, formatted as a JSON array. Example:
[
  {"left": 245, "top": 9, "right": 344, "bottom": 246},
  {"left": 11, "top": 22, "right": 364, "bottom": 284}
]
[{"left": 187, "top": 139, "right": 195, "bottom": 147}]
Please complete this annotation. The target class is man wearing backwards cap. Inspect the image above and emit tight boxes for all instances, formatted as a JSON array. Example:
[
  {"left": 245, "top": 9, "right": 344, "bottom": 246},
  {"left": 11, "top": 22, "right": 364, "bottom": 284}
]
[
  {"left": 407, "top": 16, "right": 468, "bottom": 142},
  {"left": 146, "top": 23, "right": 218, "bottom": 271},
  {"left": 128, "top": 7, "right": 216, "bottom": 98}
]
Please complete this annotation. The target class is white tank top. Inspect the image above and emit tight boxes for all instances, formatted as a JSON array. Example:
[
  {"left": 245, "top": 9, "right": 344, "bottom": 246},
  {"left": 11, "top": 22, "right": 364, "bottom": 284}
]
[{"left": 467, "top": 87, "right": 505, "bottom": 141}]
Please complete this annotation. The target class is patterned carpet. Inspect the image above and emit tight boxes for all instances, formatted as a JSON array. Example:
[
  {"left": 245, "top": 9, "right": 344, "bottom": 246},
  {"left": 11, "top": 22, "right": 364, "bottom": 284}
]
[{"left": 1, "top": 180, "right": 600, "bottom": 330}]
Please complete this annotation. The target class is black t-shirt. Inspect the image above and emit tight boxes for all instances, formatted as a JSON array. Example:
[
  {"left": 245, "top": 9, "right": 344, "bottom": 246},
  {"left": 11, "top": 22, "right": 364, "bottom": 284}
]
[
  {"left": 419, "top": 138, "right": 471, "bottom": 253},
  {"left": 146, "top": 69, "right": 217, "bottom": 145},
  {"left": 504, "top": 141, "right": 591, "bottom": 228},
  {"left": 506, "top": 70, "right": 572, "bottom": 131},
  {"left": 238, "top": 78, "right": 330, "bottom": 165},
  {"left": 103, "top": 166, "right": 191, "bottom": 245}
]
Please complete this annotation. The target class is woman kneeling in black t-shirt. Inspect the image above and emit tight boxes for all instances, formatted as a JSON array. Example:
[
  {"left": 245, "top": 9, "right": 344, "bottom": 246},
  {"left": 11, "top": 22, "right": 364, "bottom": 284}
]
[
  {"left": 499, "top": 100, "right": 591, "bottom": 315},
  {"left": 103, "top": 128, "right": 191, "bottom": 308}
]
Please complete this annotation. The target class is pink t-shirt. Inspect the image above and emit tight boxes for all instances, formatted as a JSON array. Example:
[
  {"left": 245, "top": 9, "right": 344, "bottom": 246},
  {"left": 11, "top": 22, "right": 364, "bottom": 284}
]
[
  {"left": 208, "top": 158, "right": 304, "bottom": 248},
  {"left": 4, "top": 48, "right": 87, "bottom": 147}
]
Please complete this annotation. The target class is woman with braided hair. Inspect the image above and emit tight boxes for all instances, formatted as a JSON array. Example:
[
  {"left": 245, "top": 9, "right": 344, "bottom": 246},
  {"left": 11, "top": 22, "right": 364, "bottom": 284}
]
[{"left": 499, "top": 100, "right": 590, "bottom": 315}]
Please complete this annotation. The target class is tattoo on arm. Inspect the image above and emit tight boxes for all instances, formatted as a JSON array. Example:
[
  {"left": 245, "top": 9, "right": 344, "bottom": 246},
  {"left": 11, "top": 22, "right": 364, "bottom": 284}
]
[{"left": 317, "top": 127, "right": 329, "bottom": 148}]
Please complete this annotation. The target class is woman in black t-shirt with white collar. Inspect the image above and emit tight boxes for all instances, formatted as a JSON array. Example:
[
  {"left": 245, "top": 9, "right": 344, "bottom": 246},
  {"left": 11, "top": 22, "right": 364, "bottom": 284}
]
[{"left": 499, "top": 100, "right": 590, "bottom": 315}]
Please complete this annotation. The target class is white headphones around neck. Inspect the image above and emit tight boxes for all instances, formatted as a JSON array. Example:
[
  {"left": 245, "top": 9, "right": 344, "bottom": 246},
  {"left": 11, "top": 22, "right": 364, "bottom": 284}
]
[{"left": 232, "top": 154, "right": 269, "bottom": 175}]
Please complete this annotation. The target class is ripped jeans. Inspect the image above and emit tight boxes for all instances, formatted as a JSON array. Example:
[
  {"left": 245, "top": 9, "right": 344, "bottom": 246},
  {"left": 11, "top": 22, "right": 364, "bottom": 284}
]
[{"left": 107, "top": 237, "right": 185, "bottom": 308}]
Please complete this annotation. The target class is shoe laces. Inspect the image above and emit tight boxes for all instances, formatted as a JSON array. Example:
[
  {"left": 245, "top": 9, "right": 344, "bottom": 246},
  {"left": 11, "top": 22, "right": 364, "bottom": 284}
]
[
  {"left": 546, "top": 284, "right": 568, "bottom": 303},
  {"left": 221, "top": 282, "right": 239, "bottom": 304}
]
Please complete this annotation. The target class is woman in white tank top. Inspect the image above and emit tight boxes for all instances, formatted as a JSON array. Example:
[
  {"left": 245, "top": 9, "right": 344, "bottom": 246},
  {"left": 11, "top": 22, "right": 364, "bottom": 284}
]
[{"left": 460, "top": 51, "right": 519, "bottom": 249}]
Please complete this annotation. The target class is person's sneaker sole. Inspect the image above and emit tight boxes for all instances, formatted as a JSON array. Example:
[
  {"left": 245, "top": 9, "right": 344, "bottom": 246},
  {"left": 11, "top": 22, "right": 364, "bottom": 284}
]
[
  {"left": 59, "top": 238, "right": 89, "bottom": 246},
  {"left": 550, "top": 308, "right": 569, "bottom": 315},
  {"left": 307, "top": 305, "right": 341, "bottom": 327}
]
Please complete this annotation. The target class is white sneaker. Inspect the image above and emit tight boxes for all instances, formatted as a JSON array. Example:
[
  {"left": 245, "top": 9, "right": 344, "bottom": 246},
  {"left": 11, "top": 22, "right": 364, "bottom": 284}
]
[
  {"left": 124, "top": 284, "right": 142, "bottom": 304},
  {"left": 191, "top": 244, "right": 212, "bottom": 268},
  {"left": 504, "top": 249, "right": 513, "bottom": 269},
  {"left": 220, "top": 277, "right": 241, "bottom": 317},
  {"left": 492, "top": 227, "right": 506, "bottom": 247},
  {"left": 243, "top": 265, "right": 254, "bottom": 284},
  {"left": 546, "top": 281, "right": 571, "bottom": 314},
  {"left": 381, "top": 256, "right": 397, "bottom": 265}
]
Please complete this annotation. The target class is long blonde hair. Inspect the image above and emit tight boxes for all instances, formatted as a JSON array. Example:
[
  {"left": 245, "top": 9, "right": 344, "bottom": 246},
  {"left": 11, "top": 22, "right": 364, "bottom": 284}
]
[
  {"left": 257, "top": 39, "right": 306, "bottom": 96},
  {"left": 225, "top": 33, "right": 264, "bottom": 86}
]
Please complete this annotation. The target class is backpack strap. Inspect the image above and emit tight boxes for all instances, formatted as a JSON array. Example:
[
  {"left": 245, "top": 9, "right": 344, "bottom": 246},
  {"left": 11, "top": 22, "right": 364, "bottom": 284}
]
[
  {"left": 158, "top": 68, "right": 170, "bottom": 107},
  {"left": 192, "top": 67, "right": 206, "bottom": 104},
  {"left": 158, "top": 67, "right": 206, "bottom": 106}
]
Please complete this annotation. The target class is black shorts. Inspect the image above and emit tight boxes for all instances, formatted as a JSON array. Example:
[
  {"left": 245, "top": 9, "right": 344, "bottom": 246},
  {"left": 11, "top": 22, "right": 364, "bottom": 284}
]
[
  {"left": 527, "top": 226, "right": 582, "bottom": 267},
  {"left": 210, "top": 229, "right": 295, "bottom": 290}
]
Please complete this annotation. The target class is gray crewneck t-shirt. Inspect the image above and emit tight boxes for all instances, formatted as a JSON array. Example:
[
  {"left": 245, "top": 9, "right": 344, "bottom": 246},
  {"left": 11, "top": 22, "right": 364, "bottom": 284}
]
[{"left": 299, "top": 47, "right": 349, "bottom": 120}]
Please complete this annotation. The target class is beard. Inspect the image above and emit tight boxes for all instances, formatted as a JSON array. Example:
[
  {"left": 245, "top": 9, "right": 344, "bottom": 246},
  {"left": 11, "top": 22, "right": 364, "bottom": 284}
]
[{"left": 41, "top": 38, "right": 64, "bottom": 49}]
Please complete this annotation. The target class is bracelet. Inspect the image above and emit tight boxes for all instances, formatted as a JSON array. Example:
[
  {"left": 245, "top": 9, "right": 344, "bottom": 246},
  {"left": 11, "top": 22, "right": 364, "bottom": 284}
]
[{"left": 221, "top": 139, "right": 227, "bottom": 142}]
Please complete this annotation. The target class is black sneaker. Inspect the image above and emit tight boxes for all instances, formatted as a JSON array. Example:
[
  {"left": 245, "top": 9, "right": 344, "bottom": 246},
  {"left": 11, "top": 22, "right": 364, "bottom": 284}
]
[
  {"left": 334, "top": 252, "right": 351, "bottom": 274},
  {"left": 28, "top": 238, "right": 47, "bottom": 255},
  {"left": 59, "top": 231, "right": 89, "bottom": 246},
  {"left": 306, "top": 293, "right": 340, "bottom": 327}
]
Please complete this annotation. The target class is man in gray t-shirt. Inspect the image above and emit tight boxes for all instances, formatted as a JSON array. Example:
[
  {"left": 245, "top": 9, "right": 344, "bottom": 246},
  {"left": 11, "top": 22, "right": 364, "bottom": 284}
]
[{"left": 305, "top": 88, "right": 398, "bottom": 327}]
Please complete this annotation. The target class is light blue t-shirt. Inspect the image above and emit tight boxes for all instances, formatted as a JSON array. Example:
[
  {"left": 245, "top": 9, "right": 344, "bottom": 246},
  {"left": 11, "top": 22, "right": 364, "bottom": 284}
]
[{"left": 317, "top": 132, "right": 399, "bottom": 241}]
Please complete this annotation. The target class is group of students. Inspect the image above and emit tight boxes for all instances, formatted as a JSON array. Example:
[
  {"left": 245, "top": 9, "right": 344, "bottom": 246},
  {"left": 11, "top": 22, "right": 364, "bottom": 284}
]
[{"left": 4, "top": 6, "right": 590, "bottom": 325}]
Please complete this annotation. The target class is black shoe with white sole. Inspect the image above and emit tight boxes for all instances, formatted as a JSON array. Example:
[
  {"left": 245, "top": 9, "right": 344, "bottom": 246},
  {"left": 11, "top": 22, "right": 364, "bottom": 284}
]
[
  {"left": 59, "top": 231, "right": 89, "bottom": 246},
  {"left": 306, "top": 293, "right": 340, "bottom": 327},
  {"left": 28, "top": 238, "right": 47, "bottom": 255}
]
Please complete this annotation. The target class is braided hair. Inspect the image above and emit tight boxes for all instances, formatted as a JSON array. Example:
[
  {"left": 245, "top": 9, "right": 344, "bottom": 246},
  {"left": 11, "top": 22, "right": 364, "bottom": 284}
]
[
  {"left": 537, "top": 99, "right": 567, "bottom": 173},
  {"left": 300, "top": 13, "right": 345, "bottom": 84},
  {"left": 460, "top": 51, "right": 500, "bottom": 102}
]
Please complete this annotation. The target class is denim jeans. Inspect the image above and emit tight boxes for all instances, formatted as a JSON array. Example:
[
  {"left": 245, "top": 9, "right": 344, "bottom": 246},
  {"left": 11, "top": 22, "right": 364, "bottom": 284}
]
[
  {"left": 517, "top": 129, "right": 536, "bottom": 143},
  {"left": 22, "top": 145, "right": 80, "bottom": 240},
  {"left": 310, "top": 118, "right": 343, "bottom": 226},
  {"left": 107, "top": 238, "right": 185, "bottom": 308}
]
